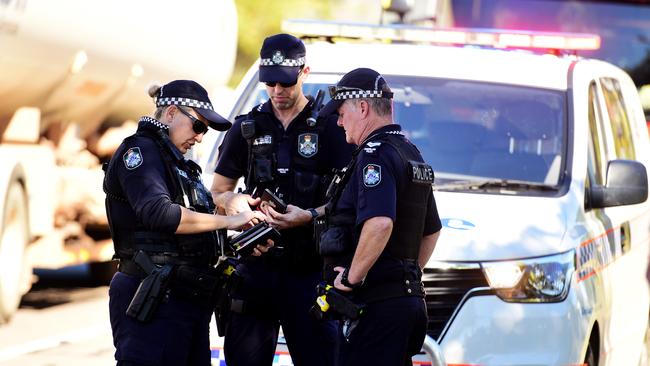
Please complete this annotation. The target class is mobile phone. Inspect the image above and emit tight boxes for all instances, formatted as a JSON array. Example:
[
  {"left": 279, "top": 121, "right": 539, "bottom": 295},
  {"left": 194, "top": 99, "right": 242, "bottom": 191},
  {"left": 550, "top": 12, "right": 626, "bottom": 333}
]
[{"left": 259, "top": 189, "right": 287, "bottom": 214}]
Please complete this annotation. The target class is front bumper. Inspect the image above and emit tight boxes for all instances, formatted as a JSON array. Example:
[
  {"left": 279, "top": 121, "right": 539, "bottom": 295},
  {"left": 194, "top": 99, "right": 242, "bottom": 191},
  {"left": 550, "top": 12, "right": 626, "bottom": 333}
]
[{"left": 439, "top": 292, "right": 588, "bottom": 365}]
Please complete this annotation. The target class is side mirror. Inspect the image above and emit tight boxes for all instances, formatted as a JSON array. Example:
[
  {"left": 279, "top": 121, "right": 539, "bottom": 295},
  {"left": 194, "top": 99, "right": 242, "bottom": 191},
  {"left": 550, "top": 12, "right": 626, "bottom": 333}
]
[{"left": 590, "top": 159, "right": 648, "bottom": 208}]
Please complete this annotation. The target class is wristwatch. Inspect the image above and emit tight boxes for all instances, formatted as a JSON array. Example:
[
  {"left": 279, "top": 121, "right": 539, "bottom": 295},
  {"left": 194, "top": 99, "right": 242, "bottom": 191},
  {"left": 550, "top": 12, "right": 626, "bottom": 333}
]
[
  {"left": 341, "top": 267, "right": 364, "bottom": 289},
  {"left": 308, "top": 208, "right": 319, "bottom": 222}
]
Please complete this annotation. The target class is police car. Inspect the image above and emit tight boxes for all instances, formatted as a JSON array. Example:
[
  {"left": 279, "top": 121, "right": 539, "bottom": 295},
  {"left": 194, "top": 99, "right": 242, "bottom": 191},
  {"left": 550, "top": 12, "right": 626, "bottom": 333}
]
[{"left": 202, "top": 20, "right": 650, "bottom": 366}]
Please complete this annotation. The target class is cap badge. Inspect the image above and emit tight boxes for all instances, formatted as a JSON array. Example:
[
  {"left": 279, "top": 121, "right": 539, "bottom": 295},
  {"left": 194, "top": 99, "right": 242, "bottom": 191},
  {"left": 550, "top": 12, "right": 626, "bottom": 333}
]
[
  {"left": 123, "top": 147, "right": 143, "bottom": 170},
  {"left": 363, "top": 164, "right": 381, "bottom": 187},
  {"left": 298, "top": 133, "right": 318, "bottom": 158},
  {"left": 272, "top": 50, "right": 285, "bottom": 65}
]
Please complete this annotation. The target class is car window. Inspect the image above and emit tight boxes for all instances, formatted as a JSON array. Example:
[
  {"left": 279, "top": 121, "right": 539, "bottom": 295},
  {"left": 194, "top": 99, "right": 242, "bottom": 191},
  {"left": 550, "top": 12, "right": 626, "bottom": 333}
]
[
  {"left": 588, "top": 81, "right": 607, "bottom": 186},
  {"left": 600, "top": 77, "right": 636, "bottom": 160}
]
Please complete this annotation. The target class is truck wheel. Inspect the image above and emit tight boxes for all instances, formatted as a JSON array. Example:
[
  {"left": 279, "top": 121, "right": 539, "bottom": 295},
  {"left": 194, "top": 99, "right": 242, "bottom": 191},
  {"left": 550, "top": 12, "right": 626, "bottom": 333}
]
[{"left": 0, "top": 181, "right": 29, "bottom": 324}]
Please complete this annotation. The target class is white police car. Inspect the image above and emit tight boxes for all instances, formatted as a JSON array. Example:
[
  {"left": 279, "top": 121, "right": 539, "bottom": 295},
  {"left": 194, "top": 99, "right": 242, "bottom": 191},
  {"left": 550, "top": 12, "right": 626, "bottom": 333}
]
[{"left": 203, "top": 20, "right": 650, "bottom": 366}]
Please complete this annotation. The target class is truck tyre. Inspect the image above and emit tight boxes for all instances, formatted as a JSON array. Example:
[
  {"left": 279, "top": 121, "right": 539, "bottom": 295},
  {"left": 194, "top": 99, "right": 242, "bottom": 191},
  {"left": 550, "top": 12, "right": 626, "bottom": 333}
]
[{"left": 0, "top": 180, "right": 29, "bottom": 324}]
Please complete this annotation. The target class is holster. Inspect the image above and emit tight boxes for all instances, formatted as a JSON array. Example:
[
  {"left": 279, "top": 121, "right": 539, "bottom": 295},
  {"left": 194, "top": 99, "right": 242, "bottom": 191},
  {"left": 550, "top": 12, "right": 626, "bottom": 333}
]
[
  {"left": 213, "top": 257, "right": 242, "bottom": 336},
  {"left": 310, "top": 283, "right": 365, "bottom": 321},
  {"left": 126, "top": 251, "right": 174, "bottom": 323}
]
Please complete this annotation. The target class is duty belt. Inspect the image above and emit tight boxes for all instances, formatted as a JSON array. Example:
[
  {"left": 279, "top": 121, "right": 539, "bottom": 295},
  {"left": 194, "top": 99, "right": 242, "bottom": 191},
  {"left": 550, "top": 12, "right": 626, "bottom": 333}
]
[
  {"left": 118, "top": 254, "right": 210, "bottom": 278},
  {"left": 354, "top": 279, "right": 425, "bottom": 303}
]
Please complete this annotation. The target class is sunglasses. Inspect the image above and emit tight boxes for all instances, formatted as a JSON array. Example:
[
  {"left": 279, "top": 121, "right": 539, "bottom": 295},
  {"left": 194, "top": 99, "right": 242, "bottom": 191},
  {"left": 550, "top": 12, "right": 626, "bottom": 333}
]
[
  {"left": 177, "top": 106, "right": 208, "bottom": 135},
  {"left": 264, "top": 69, "right": 303, "bottom": 88}
]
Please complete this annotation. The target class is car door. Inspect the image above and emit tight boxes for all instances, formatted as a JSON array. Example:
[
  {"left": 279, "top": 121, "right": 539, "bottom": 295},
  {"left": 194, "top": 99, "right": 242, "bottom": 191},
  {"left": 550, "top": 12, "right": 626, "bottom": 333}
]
[{"left": 584, "top": 75, "right": 649, "bottom": 365}]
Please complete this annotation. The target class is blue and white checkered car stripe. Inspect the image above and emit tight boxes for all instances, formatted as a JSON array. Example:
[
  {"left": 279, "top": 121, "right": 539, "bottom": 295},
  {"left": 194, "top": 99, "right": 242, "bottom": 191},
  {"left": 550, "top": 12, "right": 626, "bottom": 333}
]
[
  {"left": 260, "top": 57, "right": 305, "bottom": 67},
  {"left": 333, "top": 90, "right": 386, "bottom": 100},
  {"left": 156, "top": 97, "right": 214, "bottom": 110}
]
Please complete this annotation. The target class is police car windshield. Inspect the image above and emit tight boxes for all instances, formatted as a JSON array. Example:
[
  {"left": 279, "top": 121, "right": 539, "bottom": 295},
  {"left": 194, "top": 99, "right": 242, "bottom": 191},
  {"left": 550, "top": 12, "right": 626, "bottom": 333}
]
[{"left": 229, "top": 74, "right": 566, "bottom": 188}]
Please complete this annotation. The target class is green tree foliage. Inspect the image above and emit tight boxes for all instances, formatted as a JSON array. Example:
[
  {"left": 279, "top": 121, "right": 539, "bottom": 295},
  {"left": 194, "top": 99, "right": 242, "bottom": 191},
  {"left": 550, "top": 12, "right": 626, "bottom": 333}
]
[{"left": 230, "top": 0, "right": 336, "bottom": 87}]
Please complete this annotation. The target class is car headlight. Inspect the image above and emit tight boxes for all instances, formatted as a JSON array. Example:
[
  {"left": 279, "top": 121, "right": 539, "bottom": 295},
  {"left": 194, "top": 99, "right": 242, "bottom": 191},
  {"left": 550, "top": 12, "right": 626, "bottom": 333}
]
[{"left": 481, "top": 250, "right": 575, "bottom": 303}]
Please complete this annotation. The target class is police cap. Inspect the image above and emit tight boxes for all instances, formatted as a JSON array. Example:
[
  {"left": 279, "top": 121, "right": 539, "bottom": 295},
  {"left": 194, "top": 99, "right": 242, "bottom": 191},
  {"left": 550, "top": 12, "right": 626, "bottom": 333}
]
[
  {"left": 155, "top": 80, "right": 232, "bottom": 131},
  {"left": 319, "top": 68, "right": 393, "bottom": 118},
  {"left": 259, "top": 33, "right": 306, "bottom": 84}
]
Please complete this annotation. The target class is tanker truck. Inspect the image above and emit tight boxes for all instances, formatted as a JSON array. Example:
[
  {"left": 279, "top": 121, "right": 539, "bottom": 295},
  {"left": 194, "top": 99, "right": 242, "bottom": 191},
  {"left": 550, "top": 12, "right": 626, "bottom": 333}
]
[{"left": 0, "top": 0, "right": 238, "bottom": 323}]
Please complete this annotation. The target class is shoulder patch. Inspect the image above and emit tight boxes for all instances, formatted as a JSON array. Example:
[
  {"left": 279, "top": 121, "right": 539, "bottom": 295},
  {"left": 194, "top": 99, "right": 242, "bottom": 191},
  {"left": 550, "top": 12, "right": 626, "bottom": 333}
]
[
  {"left": 363, "top": 164, "right": 381, "bottom": 187},
  {"left": 123, "top": 147, "right": 143, "bottom": 170}
]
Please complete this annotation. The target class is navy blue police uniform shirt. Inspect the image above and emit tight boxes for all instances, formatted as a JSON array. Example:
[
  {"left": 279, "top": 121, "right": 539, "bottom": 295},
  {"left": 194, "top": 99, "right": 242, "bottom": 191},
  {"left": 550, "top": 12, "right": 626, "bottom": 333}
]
[
  {"left": 106, "top": 119, "right": 182, "bottom": 234},
  {"left": 214, "top": 99, "right": 353, "bottom": 195},
  {"left": 336, "top": 125, "right": 442, "bottom": 280}
]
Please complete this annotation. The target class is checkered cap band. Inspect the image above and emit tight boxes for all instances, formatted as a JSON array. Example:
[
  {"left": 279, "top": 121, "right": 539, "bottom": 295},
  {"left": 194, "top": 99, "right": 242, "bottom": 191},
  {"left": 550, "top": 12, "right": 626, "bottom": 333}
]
[
  {"left": 333, "top": 90, "right": 386, "bottom": 100},
  {"left": 260, "top": 57, "right": 305, "bottom": 67},
  {"left": 139, "top": 116, "right": 169, "bottom": 130},
  {"left": 156, "top": 97, "right": 213, "bottom": 110}
]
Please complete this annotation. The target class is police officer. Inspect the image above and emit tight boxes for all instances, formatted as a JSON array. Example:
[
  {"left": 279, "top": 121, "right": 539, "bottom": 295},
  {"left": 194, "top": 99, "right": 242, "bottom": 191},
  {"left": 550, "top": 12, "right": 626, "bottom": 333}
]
[
  {"left": 317, "top": 68, "right": 442, "bottom": 366},
  {"left": 104, "top": 80, "right": 268, "bottom": 366},
  {"left": 211, "top": 33, "right": 354, "bottom": 366}
]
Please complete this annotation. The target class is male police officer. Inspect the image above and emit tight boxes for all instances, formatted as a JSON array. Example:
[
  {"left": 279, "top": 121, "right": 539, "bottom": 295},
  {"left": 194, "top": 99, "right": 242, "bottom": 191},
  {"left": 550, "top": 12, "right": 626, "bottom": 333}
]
[
  {"left": 104, "top": 80, "right": 268, "bottom": 366},
  {"left": 211, "top": 33, "right": 353, "bottom": 366},
  {"left": 317, "top": 68, "right": 442, "bottom": 366}
]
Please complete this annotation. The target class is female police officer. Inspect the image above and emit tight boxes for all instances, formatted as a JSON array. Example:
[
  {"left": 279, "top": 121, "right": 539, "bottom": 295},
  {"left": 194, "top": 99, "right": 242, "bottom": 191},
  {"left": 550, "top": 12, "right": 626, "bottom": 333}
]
[{"left": 103, "top": 80, "right": 268, "bottom": 366}]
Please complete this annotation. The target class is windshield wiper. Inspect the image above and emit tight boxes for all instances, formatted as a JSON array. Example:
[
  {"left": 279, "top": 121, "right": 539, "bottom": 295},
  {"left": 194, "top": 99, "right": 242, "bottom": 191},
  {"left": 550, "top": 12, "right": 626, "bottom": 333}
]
[{"left": 434, "top": 179, "right": 559, "bottom": 192}]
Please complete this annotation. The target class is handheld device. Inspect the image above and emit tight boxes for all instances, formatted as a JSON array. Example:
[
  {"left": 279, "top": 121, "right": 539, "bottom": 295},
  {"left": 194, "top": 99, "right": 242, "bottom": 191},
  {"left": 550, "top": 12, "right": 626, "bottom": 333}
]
[
  {"left": 228, "top": 222, "right": 280, "bottom": 257},
  {"left": 259, "top": 188, "right": 287, "bottom": 214}
]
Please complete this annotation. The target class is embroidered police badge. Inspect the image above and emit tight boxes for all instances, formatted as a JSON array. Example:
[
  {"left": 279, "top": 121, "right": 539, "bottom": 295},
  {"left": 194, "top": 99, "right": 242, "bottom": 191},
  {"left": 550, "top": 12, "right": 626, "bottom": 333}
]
[
  {"left": 298, "top": 133, "right": 318, "bottom": 158},
  {"left": 363, "top": 164, "right": 381, "bottom": 187},
  {"left": 253, "top": 135, "right": 273, "bottom": 146},
  {"left": 272, "top": 50, "right": 285, "bottom": 65},
  {"left": 123, "top": 147, "right": 143, "bottom": 170}
]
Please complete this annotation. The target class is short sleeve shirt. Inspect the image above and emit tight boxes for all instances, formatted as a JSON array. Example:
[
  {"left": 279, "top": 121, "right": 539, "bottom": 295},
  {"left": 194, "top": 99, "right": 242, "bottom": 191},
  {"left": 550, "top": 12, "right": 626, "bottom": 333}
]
[{"left": 336, "top": 125, "right": 442, "bottom": 236}]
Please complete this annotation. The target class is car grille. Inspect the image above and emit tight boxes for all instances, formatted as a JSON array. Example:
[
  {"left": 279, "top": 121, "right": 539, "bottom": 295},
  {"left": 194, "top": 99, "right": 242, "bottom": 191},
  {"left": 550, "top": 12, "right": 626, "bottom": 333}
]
[{"left": 422, "top": 265, "right": 490, "bottom": 340}]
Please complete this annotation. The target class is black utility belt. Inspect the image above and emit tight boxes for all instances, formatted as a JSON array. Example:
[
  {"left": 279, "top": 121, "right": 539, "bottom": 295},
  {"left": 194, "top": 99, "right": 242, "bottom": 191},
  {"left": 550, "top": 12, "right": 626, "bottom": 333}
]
[
  {"left": 120, "top": 259, "right": 222, "bottom": 301},
  {"left": 354, "top": 279, "right": 425, "bottom": 304},
  {"left": 118, "top": 255, "right": 210, "bottom": 277}
]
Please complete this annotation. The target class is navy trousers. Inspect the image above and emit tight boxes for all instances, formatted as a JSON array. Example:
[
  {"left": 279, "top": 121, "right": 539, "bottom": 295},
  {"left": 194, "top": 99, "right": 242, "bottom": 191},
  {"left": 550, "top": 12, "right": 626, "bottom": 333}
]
[
  {"left": 109, "top": 271, "right": 213, "bottom": 366},
  {"left": 339, "top": 296, "right": 428, "bottom": 366},
  {"left": 224, "top": 261, "right": 338, "bottom": 366}
]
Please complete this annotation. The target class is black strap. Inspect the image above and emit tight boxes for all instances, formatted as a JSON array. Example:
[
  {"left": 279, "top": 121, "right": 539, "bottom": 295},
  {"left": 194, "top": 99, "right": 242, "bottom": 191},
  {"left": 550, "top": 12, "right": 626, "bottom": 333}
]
[{"left": 355, "top": 280, "right": 424, "bottom": 303}]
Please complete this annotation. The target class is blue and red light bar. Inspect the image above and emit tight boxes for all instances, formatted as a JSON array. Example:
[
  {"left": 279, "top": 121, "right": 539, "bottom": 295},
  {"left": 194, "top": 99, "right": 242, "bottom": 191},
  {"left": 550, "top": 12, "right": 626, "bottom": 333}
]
[{"left": 282, "top": 19, "right": 601, "bottom": 51}]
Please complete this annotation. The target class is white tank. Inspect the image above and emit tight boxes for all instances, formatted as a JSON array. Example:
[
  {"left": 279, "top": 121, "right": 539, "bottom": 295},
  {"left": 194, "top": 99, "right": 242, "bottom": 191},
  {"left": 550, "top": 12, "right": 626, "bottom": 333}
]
[{"left": 0, "top": 0, "right": 238, "bottom": 137}]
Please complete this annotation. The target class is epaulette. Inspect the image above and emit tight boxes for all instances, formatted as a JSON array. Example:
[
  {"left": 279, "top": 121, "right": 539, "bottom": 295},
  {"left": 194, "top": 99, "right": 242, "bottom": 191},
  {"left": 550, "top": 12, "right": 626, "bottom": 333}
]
[
  {"left": 235, "top": 102, "right": 266, "bottom": 123},
  {"left": 362, "top": 141, "right": 382, "bottom": 155}
]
